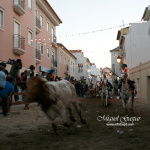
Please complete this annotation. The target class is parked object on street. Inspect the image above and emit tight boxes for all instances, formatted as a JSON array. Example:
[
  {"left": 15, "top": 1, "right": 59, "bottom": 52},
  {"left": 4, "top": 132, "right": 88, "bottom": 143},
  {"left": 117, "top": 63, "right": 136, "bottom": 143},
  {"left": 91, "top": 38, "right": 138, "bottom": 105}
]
[{"left": 117, "top": 130, "right": 124, "bottom": 134}]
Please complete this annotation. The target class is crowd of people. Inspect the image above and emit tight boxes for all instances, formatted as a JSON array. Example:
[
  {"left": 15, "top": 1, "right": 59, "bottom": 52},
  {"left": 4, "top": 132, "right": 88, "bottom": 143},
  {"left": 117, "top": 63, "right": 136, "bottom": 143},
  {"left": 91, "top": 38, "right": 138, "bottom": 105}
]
[
  {"left": 40, "top": 72, "right": 89, "bottom": 98},
  {"left": 0, "top": 59, "right": 37, "bottom": 116},
  {"left": 0, "top": 57, "right": 137, "bottom": 117},
  {"left": 0, "top": 59, "right": 90, "bottom": 117}
]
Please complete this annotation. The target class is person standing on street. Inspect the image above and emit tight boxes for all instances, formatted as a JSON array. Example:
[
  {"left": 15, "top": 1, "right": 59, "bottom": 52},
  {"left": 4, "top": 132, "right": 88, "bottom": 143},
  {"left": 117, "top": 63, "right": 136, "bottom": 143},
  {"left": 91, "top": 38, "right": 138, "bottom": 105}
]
[
  {"left": 9, "top": 59, "right": 22, "bottom": 85},
  {"left": 0, "top": 77, "right": 14, "bottom": 116}
]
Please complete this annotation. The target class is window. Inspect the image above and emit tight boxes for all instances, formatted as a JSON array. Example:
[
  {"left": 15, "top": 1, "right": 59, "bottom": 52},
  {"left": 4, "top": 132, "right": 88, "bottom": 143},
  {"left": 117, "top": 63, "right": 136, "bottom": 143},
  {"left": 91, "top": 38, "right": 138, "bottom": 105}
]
[
  {"left": 0, "top": 8, "right": 4, "bottom": 30},
  {"left": 47, "top": 22, "right": 50, "bottom": 33},
  {"left": 60, "top": 54, "right": 62, "bottom": 63},
  {"left": 78, "top": 64, "right": 83, "bottom": 73},
  {"left": 137, "top": 78, "right": 140, "bottom": 91},
  {"left": 71, "top": 61, "right": 72, "bottom": 71},
  {"left": 64, "top": 58, "right": 66, "bottom": 64},
  {"left": 52, "top": 51, "right": 54, "bottom": 61},
  {"left": 64, "top": 58, "right": 66, "bottom": 71},
  {"left": 73, "top": 63, "right": 74, "bottom": 72},
  {"left": 67, "top": 60, "right": 69, "bottom": 71},
  {"left": 14, "top": 20, "right": 21, "bottom": 48},
  {"left": 47, "top": 47, "right": 50, "bottom": 58},
  {"left": 28, "top": 30, "right": 33, "bottom": 46},
  {"left": 14, "top": 21, "right": 20, "bottom": 35},
  {"left": 52, "top": 51, "right": 55, "bottom": 66},
  {"left": 28, "top": 0, "right": 32, "bottom": 10},
  {"left": 40, "top": 43, "right": 44, "bottom": 55},
  {"left": 51, "top": 27, "right": 54, "bottom": 42},
  {"left": 40, "top": 15, "right": 43, "bottom": 27}
]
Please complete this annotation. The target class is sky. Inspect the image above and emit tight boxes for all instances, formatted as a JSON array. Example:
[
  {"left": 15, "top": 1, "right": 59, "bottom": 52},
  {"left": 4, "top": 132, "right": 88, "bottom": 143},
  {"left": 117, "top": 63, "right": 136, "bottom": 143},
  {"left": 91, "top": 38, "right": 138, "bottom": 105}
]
[{"left": 48, "top": 0, "right": 150, "bottom": 69}]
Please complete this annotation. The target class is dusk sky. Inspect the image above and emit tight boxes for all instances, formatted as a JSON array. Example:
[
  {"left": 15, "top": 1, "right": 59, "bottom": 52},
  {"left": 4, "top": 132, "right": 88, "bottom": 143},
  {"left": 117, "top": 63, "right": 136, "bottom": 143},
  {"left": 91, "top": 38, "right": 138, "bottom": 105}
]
[{"left": 48, "top": 0, "right": 150, "bottom": 69}]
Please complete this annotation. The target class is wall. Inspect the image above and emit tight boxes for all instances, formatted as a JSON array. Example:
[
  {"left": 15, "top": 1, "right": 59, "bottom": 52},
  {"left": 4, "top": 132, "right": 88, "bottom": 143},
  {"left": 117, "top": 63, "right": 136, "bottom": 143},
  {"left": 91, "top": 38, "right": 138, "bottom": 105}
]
[
  {"left": 130, "top": 61, "right": 150, "bottom": 104},
  {"left": 0, "top": 0, "right": 35, "bottom": 69},
  {"left": 57, "top": 46, "right": 71, "bottom": 79},
  {"left": 124, "top": 21, "right": 150, "bottom": 69},
  {"left": 70, "top": 57, "right": 76, "bottom": 78}
]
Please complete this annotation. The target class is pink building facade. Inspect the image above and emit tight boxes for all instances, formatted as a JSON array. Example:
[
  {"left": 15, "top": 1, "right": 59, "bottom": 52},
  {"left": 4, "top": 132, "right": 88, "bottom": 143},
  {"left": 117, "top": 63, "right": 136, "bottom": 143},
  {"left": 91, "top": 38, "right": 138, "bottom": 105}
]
[
  {"left": 0, "top": 0, "right": 62, "bottom": 75},
  {"left": 57, "top": 43, "right": 77, "bottom": 79}
]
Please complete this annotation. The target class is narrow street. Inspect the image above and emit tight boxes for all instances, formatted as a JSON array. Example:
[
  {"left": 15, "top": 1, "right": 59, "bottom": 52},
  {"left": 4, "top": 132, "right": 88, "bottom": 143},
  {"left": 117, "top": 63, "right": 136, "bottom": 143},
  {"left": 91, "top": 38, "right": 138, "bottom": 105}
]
[{"left": 0, "top": 97, "right": 150, "bottom": 150}]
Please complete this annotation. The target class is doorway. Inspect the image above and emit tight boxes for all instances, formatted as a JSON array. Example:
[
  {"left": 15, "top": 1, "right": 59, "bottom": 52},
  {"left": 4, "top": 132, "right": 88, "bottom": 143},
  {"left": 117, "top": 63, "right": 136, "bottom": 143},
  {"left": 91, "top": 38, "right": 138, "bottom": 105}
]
[{"left": 14, "top": 21, "right": 20, "bottom": 48}]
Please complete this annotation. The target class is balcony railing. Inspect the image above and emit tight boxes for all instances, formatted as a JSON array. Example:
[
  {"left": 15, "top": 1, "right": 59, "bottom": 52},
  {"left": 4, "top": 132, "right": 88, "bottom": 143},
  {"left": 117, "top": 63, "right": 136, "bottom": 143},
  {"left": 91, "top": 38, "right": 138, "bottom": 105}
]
[
  {"left": 14, "top": 34, "right": 25, "bottom": 49},
  {"left": 35, "top": 17, "right": 41, "bottom": 34},
  {"left": 51, "top": 34, "right": 57, "bottom": 47},
  {"left": 13, "top": 0, "right": 25, "bottom": 15},
  {"left": 35, "top": 49, "right": 41, "bottom": 64},
  {"left": 52, "top": 59, "right": 57, "bottom": 68},
  {"left": 14, "top": 0, "right": 25, "bottom": 9},
  {"left": 36, "top": 49, "right": 41, "bottom": 60},
  {"left": 13, "top": 34, "right": 25, "bottom": 55},
  {"left": 36, "top": 17, "right": 40, "bottom": 29}
]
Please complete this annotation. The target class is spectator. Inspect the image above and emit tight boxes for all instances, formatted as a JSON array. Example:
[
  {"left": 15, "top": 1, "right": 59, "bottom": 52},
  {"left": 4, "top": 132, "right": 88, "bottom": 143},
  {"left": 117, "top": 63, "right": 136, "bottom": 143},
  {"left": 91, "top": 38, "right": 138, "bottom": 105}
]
[
  {"left": 1, "top": 62, "right": 8, "bottom": 77},
  {"left": 29, "top": 65, "right": 35, "bottom": 77},
  {"left": 9, "top": 59, "right": 22, "bottom": 85},
  {"left": 26, "top": 65, "right": 35, "bottom": 80},
  {"left": 64, "top": 74, "right": 69, "bottom": 81},
  {"left": 72, "top": 79, "right": 76, "bottom": 85},
  {"left": 46, "top": 72, "right": 51, "bottom": 81},
  {"left": 76, "top": 81, "right": 81, "bottom": 97},
  {"left": 40, "top": 72, "right": 47, "bottom": 78},
  {"left": 70, "top": 76, "right": 74, "bottom": 83},
  {"left": 58, "top": 77, "right": 62, "bottom": 81},
  {"left": 14, "top": 72, "right": 26, "bottom": 102},
  {"left": 80, "top": 82, "right": 84, "bottom": 97},
  {"left": 75, "top": 81, "right": 78, "bottom": 94},
  {"left": 0, "top": 77, "right": 14, "bottom": 116},
  {"left": 14, "top": 77, "right": 20, "bottom": 102},
  {"left": 55, "top": 76, "right": 59, "bottom": 81},
  {"left": 24, "top": 65, "right": 35, "bottom": 110},
  {"left": 21, "top": 80, "right": 27, "bottom": 102},
  {"left": 18, "top": 72, "right": 25, "bottom": 85},
  {"left": 0, "top": 65, "right": 6, "bottom": 90},
  {"left": 49, "top": 70, "right": 54, "bottom": 81}
]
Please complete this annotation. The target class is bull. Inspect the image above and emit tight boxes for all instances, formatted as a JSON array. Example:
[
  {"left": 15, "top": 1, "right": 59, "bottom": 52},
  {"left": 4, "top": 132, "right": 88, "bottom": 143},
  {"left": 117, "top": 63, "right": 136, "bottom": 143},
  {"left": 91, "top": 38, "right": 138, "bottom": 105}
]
[{"left": 26, "top": 76, "right": 86, "bottom": 135}]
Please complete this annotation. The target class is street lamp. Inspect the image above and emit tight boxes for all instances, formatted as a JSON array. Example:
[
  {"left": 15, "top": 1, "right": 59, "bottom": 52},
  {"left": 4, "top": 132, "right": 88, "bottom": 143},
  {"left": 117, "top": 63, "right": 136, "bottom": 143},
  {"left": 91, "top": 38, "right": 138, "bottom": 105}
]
[{"left": 116, "top": 56, "right": 121, "bottom": 63}]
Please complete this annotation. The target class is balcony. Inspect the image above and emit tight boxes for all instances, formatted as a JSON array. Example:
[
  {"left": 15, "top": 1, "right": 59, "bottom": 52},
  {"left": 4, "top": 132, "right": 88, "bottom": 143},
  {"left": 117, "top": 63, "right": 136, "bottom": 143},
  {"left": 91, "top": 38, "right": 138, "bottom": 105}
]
[
  {"left": 35, "top": 49, "right": 41, "bottom": 64},
  {"left": 64, "top": 64, "right": 69, "bottom": 74},
  {"left": 36, "top": 17, "right": 41, "bottom": 34},
  {"left": 13, "top": 34, "right": 25, "bottom": 55},
  {"left": 51, "top": 34, "right": 57, "bottom": 47},
  {"left": 13, "top": 0, "right": 25, "bottom": 15},
  {"left": 51, "top": 59, "right": 57, "bottom": 68}
]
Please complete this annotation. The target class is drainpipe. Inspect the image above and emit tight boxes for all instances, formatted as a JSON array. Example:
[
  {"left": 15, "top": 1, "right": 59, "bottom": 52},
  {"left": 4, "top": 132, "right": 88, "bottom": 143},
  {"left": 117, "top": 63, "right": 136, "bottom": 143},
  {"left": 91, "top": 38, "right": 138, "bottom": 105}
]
[
  {"left": 57, "top": 47, "right": 60, "bottom": 77},
  {"left": 34, "top": 0, "right": 36, "bottom": 75},
  {"left": 33, "top": 0, "right": 36, "bottom": 74}
]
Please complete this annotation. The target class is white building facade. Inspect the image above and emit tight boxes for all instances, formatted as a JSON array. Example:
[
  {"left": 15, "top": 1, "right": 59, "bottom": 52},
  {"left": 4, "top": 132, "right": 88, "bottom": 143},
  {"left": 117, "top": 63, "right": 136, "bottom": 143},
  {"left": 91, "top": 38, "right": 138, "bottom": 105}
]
[
  {"left": 69, "top": 50, "right": 91, "bottom": 85},
  {"left": 122, "top": 5, "right": 150, "bottom": 103}
]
